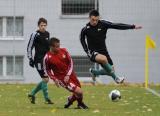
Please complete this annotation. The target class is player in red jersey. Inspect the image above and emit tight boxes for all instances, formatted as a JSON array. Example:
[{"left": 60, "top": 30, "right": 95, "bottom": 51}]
[{"left": 43, "top": 37, "right": 88, "bottom": 109}]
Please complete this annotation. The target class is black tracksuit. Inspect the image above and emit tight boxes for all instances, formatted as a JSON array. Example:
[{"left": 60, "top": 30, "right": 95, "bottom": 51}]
[
  {"left": 27, "top": 30, "right": 50, "bottom": 77},
  {"left": 80, "top": 20, "right": 135, "bottom": 65},
  {"left": 27, "top": 30, "right": 50, "bottom": 62}
]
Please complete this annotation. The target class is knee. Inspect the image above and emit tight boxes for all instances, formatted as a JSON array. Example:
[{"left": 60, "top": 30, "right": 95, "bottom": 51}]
[
  {"left": 96, "top": 54, "right": 108, "bottom": 64},
  {"left": 78, "top": 89, "right": 83, "bottom": 95},
  {"left": 75, "top": 87, "right": 83, "bottom": 96},
  {"left": 100, "top": 56, "right": 108, "bottom": 64}
]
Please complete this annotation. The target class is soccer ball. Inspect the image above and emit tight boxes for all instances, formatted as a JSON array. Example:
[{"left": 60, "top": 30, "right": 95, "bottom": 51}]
[{"left": 109, "top": 89, "right": 121, "bottom": 101}]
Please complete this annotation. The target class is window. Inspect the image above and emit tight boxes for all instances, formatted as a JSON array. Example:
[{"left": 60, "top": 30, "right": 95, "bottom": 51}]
[
  {"left": 6, "top": 17, "right": 23, "bottom": 36},
  {"left": 61, "top": 0, "right": 99, "bottom": 16},
  {"left": 6, "top": 57, "right": 14, "bottom": 76},
  {"left": 0, "top": 56, "right": 24, "bottom": 79},
  {"left": 6, "top": 56, "right": 23, "bottom": 76},
  {"left": 72, "top": 56, "right": 96, "bottom": 77},
  {"left": 0, "top": 18, "right": 2, "bottom": 36},
  {"left": 0, "top": 17, "right": 24, "bottom": 39},
  {"left": 15, "top": 56, "right": 23, "bottom": 76},
  {"left": 0, "top": 57, "right": 2, "bottom": 76}
]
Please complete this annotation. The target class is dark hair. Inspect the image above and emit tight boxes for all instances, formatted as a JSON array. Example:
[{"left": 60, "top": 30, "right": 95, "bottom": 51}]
[
  {"left": 38, "top": 17, "right": 47, "bottom": 26},
  {"left": 49, "top": 37, "right": 60, "bottom": 46},
  {"left": 89, "top": 9, "right": 99, "bottom": 17}
]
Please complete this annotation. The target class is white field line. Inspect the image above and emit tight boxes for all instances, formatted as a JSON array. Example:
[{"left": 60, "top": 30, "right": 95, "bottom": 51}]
[{"left": 146, "top": 88, "right": 160, "bottom": 97}]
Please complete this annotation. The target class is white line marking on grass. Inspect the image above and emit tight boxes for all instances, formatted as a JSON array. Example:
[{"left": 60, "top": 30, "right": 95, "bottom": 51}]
[{"left": 146, "top": 88, "right": 160, "bottom": 97}]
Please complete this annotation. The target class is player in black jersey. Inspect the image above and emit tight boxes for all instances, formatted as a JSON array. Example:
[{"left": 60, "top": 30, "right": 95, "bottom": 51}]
[
  {"left": 80, "top": 10, "right": 142, "bottom": 84},
  {"left": 27, "top": 18, "right": 53, "bottom": 104}
]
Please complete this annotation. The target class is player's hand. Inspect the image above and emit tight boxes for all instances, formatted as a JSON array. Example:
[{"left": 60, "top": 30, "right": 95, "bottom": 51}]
[
  {"left": 134, "top": 25, "right": 142, "bottom": 29},
  {"left": 64, "top": 75, "right": 70, "bottom": 84},
  {"left": 29, "top": 58, "right": 34, "bottom": 68},
  {"left": 54, "top": 79, "right": 60, "bottom": 88}
]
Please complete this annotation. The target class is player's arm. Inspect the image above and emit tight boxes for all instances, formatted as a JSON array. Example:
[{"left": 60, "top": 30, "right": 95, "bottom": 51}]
[
  {"left": 43, "top": 54, "right": 60, "bottom": 87},
  {"left": 27, "top": 32, "right": 37, "bottom": 68},
  {"left": 102, "top": 20, "right": 142, "bottom": 30},
  {"left": 80, "top": 27, "right": 89, "bottom": 53},
  {"left": 48, "top": 32, "right": 50, "bottom": 38},
  {"left": 64, "top": 49, "right": 73, "bottom": 83},
  {"left": 48, "top": 32, "right": 50, "bottom": 41},
  {"left": 80, "top": 27, "right": 92, "bottom": 57}
]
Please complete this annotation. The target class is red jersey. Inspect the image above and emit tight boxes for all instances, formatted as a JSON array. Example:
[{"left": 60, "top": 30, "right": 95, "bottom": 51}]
[{"left": 43, "top": 48, "right": 74, "bottom": 81}]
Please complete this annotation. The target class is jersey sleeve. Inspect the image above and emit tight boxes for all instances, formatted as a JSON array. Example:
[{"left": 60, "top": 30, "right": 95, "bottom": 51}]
[
  {"left": 102, "top": 20, "right": 135, "bottom": 30},
  {"left": 27, "top": 32, "right": 37, "bottom": 59},
  {"left": 43, "top": 54, "right": 57, "bottom": 81},
  {"left": 80, "top": 27, "right": 89, "bottom": 53},
  {"left": 48, "top": 31, "right": 50, "bottom": 39},
  {"left": 64, "top": 49, "right": 73, "bottom": 76}
]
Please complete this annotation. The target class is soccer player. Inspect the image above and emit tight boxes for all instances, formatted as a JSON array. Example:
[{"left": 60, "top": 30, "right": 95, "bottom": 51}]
[
  {"left": 80, "top": 10, "right": 142, "bottom": 84},
  {"left": 43, "top": 37, "right": 88, "bottom": 109},
  {"left": 27, "top": 18, "right": 53, "bottom": 104}
]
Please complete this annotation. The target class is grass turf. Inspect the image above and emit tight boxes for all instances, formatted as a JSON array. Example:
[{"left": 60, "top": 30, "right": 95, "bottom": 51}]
[
  {"left": 149, "top": 85, "right": 160, "bottom": 94},
  {"left": 0, "top": 84, "right": 160, "bottom": 116}
]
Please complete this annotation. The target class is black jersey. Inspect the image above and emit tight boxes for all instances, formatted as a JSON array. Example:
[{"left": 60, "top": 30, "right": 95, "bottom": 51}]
[
  {"left": 27, "top": 30, "right": 50, "bottom": 62},
  {"left": 80, "top": 20, "right": 135, "bottom": 53}
]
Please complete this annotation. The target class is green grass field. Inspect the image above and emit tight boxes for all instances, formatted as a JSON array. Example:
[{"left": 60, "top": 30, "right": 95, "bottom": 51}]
[
  {"left": 0, "top": 84, "right": 160, "bottom": 116},
  {"left": 149, "top": 85, "right": 160, "bottom": 94}
]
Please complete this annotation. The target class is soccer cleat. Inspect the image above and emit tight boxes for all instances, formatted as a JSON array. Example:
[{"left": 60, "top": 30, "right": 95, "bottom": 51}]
[
  {"left": 89, "top": 68, "right": 96, "bottom": 85},
  {"left": 28, "top": 94, "right": 35, "bottom": 104},
  {"left": 77, "top": 102, "right": 89, "bottom": 109},
  {"left": 64, "top": 97, "right": 73, "bottom": 108},
  {"left": 115, "top": 77, "right": 125, "bottom": 84},
  {"left": 45, "top": 98, "right": 54, "bottom": 104}
]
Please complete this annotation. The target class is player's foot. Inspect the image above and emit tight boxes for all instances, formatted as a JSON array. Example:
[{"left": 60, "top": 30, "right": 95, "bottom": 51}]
[
  {"left": 28, "top": 94, "right": 35, "bottom": 104},
  {"left": 77, "top": 102, "right": 89, "bottom": 109},
  {"left": 115, "top": 77, "right": 125, "bottom": 84},
  {"left": 89, "top": 68, "right": 96, "bottom": 85},
  {"left": 45, "top": 98, "right": 54, "bottom": 104},
  {"left": 64, "top": 97, "right": 73, "bottom": 108}
]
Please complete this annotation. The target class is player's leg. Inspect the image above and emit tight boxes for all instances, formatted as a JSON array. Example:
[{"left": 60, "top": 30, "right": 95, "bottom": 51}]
[
  {"left": 74, "top": 87, "right": 88, "bottom": 109},
  {"left": 64, "top": 75, "right": 79, "bottom": 108},
  {"left": 64, "top": 75, "right": 88, "bottom": 109},
  {"left": 41, "top": 76, "right": 53, "bottom": 104},
  {"left": 38, "top": 60, "right": 53, "bottom": 104},
  {"left": 28, "top": 62, "right": 53, "bottom": 104},
  {"left": 101, "top": 54, "right": 124, "bottom": 83},
  {"left": 89, "top": 52, "right": 117, "bottom": 83},
  {"left": 89, "top": 52, "right": 109, "bottom": 83},
  {"left": 90, "top": 68, "right": 112, "bottom": 76},
  {"left": 90, "top": 55, "right": 115, "bottom": 77},
  {"left": 94, "top": 54, "right": 124, "bottom": 83},
  {"left": 28, "top": 62, "right": 43, "bottom": 104},
  {"left": 64, "top": 93, "right": 77, "bottom": 108},
  {"left": 28, "top": 80, "right": 43, "bottom": 104},
  {"left": 65, "top": 87, "right": 88, "bottom": 109},
  {"left": 90, "top": 64, "right": 116, "bottom": 77}
]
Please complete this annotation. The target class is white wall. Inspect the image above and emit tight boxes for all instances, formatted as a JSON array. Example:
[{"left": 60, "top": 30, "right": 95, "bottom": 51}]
[
  {"left": 0, "top": 0, "right": 159, "bottom": 83},
  {"left": 100, "top": 0, "right": 160, "bottom": 83}
]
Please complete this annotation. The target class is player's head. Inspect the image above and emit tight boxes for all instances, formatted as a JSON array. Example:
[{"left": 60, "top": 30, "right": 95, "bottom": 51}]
[
  {"left": 89, "top": 9, "right": 100, "bottom": 26},
  {"left": 49, "top": 37, "right": 60, "bottom": 53},
  {"left": 38, "top": 17, "right": 47, "bottom": 32}
]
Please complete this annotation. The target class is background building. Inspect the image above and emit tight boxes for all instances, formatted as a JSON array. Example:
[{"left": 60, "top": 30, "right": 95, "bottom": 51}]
[{"left": 0, "top": 0, "right": 159, "bottom": 83}]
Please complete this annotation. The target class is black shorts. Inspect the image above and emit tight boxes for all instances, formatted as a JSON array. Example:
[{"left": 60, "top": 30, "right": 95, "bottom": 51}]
[
  {"left": 89, "top": 50, "right": 113, "bottom": 66},
  {"left": 34, "top": 60, "right": 47, "bottom": 78}
]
